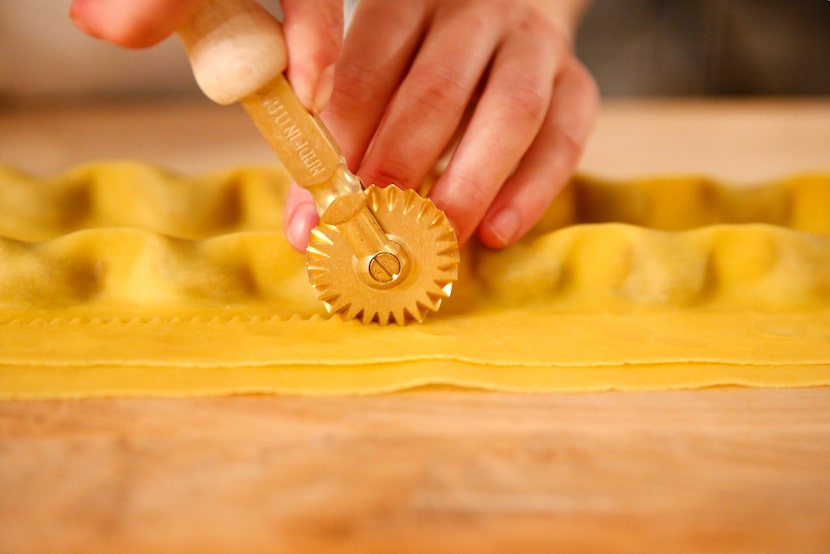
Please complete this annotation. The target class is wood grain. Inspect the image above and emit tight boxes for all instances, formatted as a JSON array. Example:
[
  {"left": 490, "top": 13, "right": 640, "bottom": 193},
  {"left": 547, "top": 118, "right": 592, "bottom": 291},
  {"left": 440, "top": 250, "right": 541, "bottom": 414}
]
[
  {"left": 2, "top": 98, "right": 829, "bottom": 181},
  {"left": 2, "top": 389, "right": 830, "bottom": 553}
]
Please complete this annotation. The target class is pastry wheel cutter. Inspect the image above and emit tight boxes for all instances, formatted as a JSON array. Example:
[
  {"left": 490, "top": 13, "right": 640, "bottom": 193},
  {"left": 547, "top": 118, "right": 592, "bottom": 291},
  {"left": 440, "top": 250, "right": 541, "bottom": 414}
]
[{"left": 178, "top": 0, "right": 460, "bottom": 324}]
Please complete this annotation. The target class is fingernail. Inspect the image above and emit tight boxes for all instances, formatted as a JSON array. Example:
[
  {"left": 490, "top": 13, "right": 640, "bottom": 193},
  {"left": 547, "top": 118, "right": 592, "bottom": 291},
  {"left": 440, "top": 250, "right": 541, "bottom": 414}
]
[
  {"left": 286, "top": 202, "right": 319, "bottom": 251},
  {"left": 313, "top": 64, "right": 335, "bottom": 113},
  {"left": 488, "top": 207, "right": 520, "bottom": 247}
]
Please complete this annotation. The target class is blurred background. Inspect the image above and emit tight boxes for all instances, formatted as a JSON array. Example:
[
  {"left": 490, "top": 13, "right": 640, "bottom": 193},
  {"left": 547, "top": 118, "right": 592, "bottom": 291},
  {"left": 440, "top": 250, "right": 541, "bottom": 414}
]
[
  {"left": 1, "top": 0, "right": 828, "bottom": 102},
  {"left": 577, "top": 0, "right": 830, "bottom": 96}
]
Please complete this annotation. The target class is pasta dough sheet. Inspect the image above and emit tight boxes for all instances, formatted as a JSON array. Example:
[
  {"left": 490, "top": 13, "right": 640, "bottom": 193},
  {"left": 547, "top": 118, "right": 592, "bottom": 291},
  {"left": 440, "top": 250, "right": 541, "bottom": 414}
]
[{"left": 1, "top": 162, "right": 828, "bottom": 398}]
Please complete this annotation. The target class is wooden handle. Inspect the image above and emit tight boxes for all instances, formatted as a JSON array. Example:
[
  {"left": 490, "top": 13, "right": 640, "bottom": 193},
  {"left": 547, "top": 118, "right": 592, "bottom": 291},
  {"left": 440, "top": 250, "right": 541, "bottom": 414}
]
[{"left": 178, "top": 0, "right": 287, "bottom": 105}]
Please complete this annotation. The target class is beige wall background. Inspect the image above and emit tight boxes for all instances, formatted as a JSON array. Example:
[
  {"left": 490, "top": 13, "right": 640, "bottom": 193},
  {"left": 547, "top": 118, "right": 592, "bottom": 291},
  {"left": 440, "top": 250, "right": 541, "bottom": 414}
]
[{"left": 1, "top": 0, "right": 828, "bottom": 102}]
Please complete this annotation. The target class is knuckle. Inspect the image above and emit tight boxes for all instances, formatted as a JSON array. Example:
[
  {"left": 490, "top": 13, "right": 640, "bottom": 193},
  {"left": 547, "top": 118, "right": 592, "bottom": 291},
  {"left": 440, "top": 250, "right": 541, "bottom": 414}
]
[
  {"left": 571, "top": 60, "right": 601, "bottom": 104},
  {"left": 431, "top": 171, "right": 494, "bottom": 243},
  {"left": 448, "top": 171, "right": 491, "bottom": 211},
  {"left": 362, "top": 157, "right": 417, "bottom": 190},
  {"left": 502, "top": 81, "right": 549, "bottom": 122},
  {"left": 552, "top": 124, "right": 586, "bottom": 165},
  {"left": 407, "top": 63, "right": 469, "bottom": 113},
  {"left": 333, "top": 61, "right": 382, "bottom": 108},
  {"left": 560, "top": 60, "right": 601, "bottom": 139},
  {"left": 313, "top": 9, "right": 344, "bottom": 65}
]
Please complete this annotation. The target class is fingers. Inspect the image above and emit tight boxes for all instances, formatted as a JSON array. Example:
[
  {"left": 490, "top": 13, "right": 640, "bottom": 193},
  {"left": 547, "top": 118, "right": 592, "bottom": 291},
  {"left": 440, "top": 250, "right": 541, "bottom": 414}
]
[
  {"left": 285, "top": 57, "right": 599, "bottom": 254},
  {"left": 321, "top": 0, "right": 430, "bottom": 170},
  {"left": 330, "top": 0, "right": 595, "bottom": 249},
  {"left": 428, "top": 17, "right": 563, "bottom": 245},
  {"left": 280, "top": 0, "right": 344, "bottom": 112},
  {"left": 70, "top": 0, "right": 598, "bottom": 254},
  {"left": 70, "top": 0, "right": 203, "bottom": 48},
  {"left": 284, "top": 0, "right": 428, "bottom": 251},
  {"left": 283, "top": 182, "right": 319, "bottom": 251},
  {"left": 478, "top": 59, "right": 599, "bottom": 248},
  {"left": 355, "top": 1, "right": 503, "bottom": 192}
]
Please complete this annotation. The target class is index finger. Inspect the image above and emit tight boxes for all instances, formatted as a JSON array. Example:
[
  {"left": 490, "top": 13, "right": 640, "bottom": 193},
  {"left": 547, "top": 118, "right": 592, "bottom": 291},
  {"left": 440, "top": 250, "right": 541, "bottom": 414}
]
[{"left": 281, "top": 0, "right": 344, "bottom": 112}]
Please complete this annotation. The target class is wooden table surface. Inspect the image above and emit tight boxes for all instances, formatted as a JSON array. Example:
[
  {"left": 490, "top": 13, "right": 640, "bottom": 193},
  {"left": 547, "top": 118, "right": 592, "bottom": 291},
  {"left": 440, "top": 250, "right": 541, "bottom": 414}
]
[{"left": 1, "top": 98, "right": 830, "bottom": 553}]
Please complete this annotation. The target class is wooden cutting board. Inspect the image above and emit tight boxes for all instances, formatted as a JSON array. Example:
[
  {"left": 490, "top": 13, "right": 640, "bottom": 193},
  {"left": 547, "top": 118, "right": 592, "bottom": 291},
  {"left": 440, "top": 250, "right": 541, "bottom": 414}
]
[{"left": 2, "top": 97, "right": 829, "bottom": 180}]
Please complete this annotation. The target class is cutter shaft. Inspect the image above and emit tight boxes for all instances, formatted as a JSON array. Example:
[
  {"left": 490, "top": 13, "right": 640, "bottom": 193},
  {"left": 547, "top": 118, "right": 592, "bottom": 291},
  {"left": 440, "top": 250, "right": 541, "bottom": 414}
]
[
  {"left": 241, "top": 75, "right": 362, "bottom": 213},
  {"left": 241, "top": 75, "right": 410, "bottom": 284}
]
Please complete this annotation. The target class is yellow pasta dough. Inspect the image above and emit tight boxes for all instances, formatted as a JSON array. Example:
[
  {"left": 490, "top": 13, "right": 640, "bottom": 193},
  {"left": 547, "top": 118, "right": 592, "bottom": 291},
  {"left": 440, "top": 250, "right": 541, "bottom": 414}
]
[{"left": 0, "top": 162, "right": 828, "bottom": 397}]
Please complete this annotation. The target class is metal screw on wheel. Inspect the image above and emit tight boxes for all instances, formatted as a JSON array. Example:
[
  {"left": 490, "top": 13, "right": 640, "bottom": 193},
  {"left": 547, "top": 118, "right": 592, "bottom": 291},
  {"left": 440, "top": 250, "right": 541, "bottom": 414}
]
[{"left": 307, "top": 185, "right": 460, "bottom": 325}]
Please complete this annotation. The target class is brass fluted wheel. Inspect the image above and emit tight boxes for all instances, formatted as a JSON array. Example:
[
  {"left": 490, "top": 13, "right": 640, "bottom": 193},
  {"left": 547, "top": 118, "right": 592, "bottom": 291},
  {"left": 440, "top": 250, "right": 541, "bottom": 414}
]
[{"left": 306, "top": 185, "right": 460, "bottom": 325}]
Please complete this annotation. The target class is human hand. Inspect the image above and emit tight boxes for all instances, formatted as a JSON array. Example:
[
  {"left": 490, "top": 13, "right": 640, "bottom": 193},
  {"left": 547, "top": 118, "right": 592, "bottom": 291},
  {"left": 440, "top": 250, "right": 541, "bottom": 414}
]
[
  {"left": 285, "top": 0, "right": 599, "bottom": 251},
  {"left": 69, "top": 0, "right": 344, "bottom": 113}
]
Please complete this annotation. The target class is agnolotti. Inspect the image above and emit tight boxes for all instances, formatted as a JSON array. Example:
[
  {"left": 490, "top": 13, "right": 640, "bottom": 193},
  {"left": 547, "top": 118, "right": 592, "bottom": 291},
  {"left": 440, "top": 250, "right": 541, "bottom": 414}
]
[{"left": 0, "top": 162, "right": 828, "bottom": 397}]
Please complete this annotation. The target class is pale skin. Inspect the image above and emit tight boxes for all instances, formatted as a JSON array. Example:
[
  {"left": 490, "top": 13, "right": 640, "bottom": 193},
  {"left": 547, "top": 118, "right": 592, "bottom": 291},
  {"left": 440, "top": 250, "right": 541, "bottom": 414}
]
[{"left": 70, "top": 0, "right": 599, "bottom": 251}]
